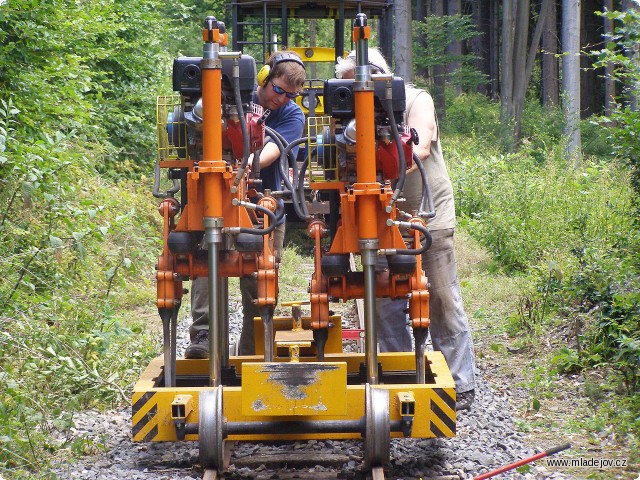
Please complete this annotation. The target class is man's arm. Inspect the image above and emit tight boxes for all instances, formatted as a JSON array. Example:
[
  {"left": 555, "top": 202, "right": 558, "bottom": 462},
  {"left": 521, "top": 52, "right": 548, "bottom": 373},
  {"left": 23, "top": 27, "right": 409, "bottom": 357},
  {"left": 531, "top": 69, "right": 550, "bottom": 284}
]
[
  {"left": 406, "top": 91, "right": 437, "bottom": 173},
  {"left": 257, "top": 142, "right": 282, "bottom": 169}
]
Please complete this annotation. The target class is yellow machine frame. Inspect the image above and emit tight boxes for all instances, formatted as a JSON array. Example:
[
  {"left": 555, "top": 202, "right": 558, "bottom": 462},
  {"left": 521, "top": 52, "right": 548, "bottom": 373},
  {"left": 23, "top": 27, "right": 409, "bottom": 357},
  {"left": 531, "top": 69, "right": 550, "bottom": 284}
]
[{"left": 133, "top": 351, "right": 455, "bottom": 442}]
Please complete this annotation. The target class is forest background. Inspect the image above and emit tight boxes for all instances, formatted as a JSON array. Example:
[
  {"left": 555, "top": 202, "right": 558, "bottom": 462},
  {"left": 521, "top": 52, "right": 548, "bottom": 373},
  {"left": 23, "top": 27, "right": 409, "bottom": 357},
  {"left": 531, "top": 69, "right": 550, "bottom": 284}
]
[{"left": 0, "top": 0, "right": 638, "bottom": 477}]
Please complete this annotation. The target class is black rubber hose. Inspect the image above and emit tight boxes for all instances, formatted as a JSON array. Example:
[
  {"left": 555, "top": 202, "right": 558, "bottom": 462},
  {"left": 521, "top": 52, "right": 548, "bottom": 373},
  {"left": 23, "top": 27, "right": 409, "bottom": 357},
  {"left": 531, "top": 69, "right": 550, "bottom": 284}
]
[
  {"left": 234, "top": 67, "right": 250, "bottom": 168},
  {"left": 250, "top": 148, "right": 261, "bottom": 180},
  {"left": 238, "top": 202, "right": 278, "bottom": 235},
  {"left": 265, "top": 126, "right": 297, "bottom": 169},
  {"left": 392, "top": 221, "right": 432, "bottom": 256},
  {"left": 297, "top": 155, "right": 310, "bottom": 218},
  {"left": 264, "top": 126, "right": 295, "bottom": 194},
  {"left": 281, "top": 137, "right": 307, "bottom": 187},
  {"left": 230, "top": 67, "right": 251, "bottom": 190},
  {"left": 412, "top": 151, "right": 436, "bottom": 219},
  {"left": 382, "top": 97, "right": 406, "bottom": 209},
  {"left": 265, "top": 125, "right": 300, "bottom": 192},
  {"left": 280, "top": 136, "right": 311, "bottom": 221},
  {"left": 263, "top": 126, "right": 312, "bottom": 224}
]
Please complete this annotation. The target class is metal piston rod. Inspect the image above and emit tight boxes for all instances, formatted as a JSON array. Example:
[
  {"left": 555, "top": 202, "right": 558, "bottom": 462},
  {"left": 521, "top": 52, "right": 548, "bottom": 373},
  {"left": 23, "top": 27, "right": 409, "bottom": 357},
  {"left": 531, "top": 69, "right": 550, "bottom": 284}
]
[
  {"left": 261, "top": 306, "right": 275, "bottom": 362},
  {"left": 160, "top": 307, "right": 178, "bottom": 387},
  {"left": 414, "top": 327, "right": 429, "bottom": 384},
  {"left": 205, "top": 217, "right": 224, "bottom": 386},
  {"left": 361, "top": 239, "right": 379, "bottom": 385}
]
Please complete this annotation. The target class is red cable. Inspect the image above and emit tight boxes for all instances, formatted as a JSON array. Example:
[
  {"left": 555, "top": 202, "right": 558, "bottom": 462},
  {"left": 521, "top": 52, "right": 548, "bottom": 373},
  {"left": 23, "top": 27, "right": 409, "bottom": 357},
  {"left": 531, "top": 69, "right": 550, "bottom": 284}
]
[{"left": 474, "top": 443, "right": 572, "bottom": 480}]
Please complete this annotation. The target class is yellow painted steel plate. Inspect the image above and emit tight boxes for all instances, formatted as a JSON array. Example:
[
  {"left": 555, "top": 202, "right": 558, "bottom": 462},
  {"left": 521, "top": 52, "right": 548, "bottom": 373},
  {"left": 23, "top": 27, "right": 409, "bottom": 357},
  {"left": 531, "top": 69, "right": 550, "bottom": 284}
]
[{"left": 241, "top": 362, "right": 347, "bottom": 416}]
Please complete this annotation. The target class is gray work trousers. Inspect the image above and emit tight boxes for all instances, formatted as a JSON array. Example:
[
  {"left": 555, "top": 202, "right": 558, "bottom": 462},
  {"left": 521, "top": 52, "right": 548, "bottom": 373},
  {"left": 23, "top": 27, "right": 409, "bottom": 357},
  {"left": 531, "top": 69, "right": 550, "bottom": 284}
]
[
  {"left": 190, "top": 223, "right": 285, "bottom": 356},
  {"left": 374, "top": 228, "right": 476, "bottom": 393}
]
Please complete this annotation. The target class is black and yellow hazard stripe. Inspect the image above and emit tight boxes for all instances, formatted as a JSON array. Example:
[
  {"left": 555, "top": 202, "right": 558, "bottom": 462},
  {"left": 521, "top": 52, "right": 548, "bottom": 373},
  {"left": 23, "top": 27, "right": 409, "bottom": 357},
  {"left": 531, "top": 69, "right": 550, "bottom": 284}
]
[
  {"left": 132, "top": 391, "right": 159, "bottom": 442},
  {"left": 428, "top": 388, "right": 456, "bottom": 437}
]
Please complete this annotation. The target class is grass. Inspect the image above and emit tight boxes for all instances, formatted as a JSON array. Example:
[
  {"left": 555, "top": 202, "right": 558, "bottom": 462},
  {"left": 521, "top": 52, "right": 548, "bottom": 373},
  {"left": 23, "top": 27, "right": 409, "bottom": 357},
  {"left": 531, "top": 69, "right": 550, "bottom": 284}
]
[{"left": 0, "top": 174, "right": 162, "bottom": 478}]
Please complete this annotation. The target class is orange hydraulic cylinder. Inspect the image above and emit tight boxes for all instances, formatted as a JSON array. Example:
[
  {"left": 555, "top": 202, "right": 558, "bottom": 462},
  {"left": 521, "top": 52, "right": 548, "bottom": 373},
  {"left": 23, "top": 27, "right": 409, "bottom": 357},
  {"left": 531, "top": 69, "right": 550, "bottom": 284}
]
[
  {"left": 354, "top": 89, "right": 378, "bottom": 240},
  {"left": 201, "top": 67, "right": 222, "bottom": 162},
  {"left": 201, "top": 65, "right": 224, "bottom": 218}
]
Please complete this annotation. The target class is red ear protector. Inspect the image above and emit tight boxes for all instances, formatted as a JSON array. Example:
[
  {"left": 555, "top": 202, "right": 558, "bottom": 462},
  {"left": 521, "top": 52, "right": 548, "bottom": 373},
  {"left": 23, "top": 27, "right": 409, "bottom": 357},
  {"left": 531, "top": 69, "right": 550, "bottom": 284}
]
[{"left": 257, "top": 52, "right": 305, "bottom": 87}]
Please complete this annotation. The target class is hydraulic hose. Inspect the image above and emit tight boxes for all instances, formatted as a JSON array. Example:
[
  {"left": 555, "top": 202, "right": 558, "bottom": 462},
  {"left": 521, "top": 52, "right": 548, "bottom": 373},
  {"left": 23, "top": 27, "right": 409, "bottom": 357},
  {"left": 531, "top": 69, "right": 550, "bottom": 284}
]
[
  {"left": 265, "top": 125, "right": 300, "bottom": 193},
  {"left": 412, "top": 151, "right": 436, "bottom": 219},
  {"left": 249, "top": 148, "right": 261, "bottom": 180},
  {"left": 296, "top": 154, "right": 310, "bottom": 218},
  {"left": 231, "top": 62, "right": 251, "bottom": 191},
  {"left": 382, "top": 96, "right": 406, "bottom": 212},
  {"left": 263, "top": 126, "right": 312, "bottom": 222},
  {"left": 280, "top": 136, "right": 311, "bottom": 221},
  {"left": 232, "top": 199, "right": 279, "bottom": 236},
  {"left": 265, "top": 125, "right": 297, "bottom": 169},
  {"left": 235, "top": 68, "right": 250, "bottom": 167},
  {"left": 263, "top": 126, "right": 295, "bottom": 194},
  {"left": 383, "top": 219, "right": 432, "bottom": 256},
  {"left": 152, "top": 157, "right": 180, "bottom": 199}
]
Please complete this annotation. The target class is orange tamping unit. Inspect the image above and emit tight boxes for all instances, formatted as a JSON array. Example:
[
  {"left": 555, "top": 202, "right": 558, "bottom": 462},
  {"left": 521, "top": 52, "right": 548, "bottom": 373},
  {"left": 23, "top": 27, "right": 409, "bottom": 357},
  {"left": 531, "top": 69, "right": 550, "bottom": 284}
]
[
  {"left": 134, "top": 13, "right": 456, "bottom": 475},
  {"left": 154, "top": 15, "right": 279, "bottom": 388},
  {"left": 307, "top": 13, "right": 433, "bottom": 384}
]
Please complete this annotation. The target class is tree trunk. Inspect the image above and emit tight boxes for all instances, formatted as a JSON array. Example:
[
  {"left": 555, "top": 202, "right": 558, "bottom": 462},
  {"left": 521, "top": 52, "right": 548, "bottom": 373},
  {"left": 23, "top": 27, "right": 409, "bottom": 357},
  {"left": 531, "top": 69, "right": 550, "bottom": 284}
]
[
  {"left": 432, "top": 0, "right": 446, "bottom": 118},
  {"left": 562, "top": 0, "right": 582, "bottom": 162},
  {"left": 472, "top": 0, "right": 490, "bottom": 96},
  {"left": 416, "top": 0, "right": 429, "bottom": 81},
  {"left": 502, "top": 0, "right": 551, "bottom": 140},
  {"left": 623, "top": 0, "right": 638, "bottom": 111},
  {"left": 603, "top": 0, "right": 615, "bottom": 116},
  {"left": 511, "top": 0, "right": 528, "bottom": 137},
  {"left": 489, "top": 0, "right": 500, "bottom": 99},
  {"left": 447, "top": 0, "right": 462, "bottom": 94},
  {"left": 501, "top": 0, "right": 516, "bottom": 127},
  {"left": 543, "top": 0, "right": 559, "bottom": 108},
  {"left": 394, "top": 0, "right": 413, "bottom": 82},
  {"left": 580, "top": 0, "right": 603, "bottom": 117}
]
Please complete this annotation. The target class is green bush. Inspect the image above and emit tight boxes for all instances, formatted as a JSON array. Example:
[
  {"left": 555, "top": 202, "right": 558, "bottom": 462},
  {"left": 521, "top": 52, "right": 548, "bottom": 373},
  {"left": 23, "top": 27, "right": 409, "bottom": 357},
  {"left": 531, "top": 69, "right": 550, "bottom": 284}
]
[
  {"left": 0, "top": 1, "right": 183, "bottom": 474},
  {"left": 444, "top": 85, "right": 639, "bottom": 442},
  {"left": 441, "top": 91, "right": 504, "bottom": 148}
]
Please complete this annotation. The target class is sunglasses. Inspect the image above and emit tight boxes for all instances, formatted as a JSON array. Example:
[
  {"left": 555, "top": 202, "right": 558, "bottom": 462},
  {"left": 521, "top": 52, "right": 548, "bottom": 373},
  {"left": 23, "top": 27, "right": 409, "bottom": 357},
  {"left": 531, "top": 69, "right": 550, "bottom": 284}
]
[{"left": 271, "top": 81, "right": 299, "bottom": 99}]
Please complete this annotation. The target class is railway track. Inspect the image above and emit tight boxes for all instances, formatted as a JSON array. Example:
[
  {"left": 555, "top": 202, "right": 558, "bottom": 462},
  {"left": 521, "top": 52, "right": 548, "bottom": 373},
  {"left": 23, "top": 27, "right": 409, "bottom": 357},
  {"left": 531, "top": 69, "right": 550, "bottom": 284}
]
[
  {"left": 202, "top": 466, "right": 387, "bottom": 480},
  {"left": 202, "top": 440, "right": 386, "bottom": 480}
]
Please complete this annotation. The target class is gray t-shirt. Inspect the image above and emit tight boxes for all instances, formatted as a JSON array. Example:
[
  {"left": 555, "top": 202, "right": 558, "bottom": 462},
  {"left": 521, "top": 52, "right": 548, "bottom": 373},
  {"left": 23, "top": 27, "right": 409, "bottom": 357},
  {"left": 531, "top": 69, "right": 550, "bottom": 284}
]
[{"left": 400, "top": 88, "right": 456, "bottom": 231}]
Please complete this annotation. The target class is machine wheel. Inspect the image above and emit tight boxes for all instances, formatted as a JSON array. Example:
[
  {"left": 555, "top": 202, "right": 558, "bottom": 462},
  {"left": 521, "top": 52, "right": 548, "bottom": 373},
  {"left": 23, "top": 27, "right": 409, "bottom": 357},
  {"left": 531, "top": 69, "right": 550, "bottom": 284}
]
[
  {"left": 199, "top": 387, "right": 225, "bottom": 471},
  {"left": 364, "top": 384, "right": 390, "bottom": 467}
]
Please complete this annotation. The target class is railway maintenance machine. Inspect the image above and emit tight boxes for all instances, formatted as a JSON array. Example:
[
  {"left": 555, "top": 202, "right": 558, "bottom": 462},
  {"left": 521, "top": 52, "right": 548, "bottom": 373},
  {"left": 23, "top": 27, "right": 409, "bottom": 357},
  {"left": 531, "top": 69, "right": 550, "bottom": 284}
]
[{"left": 133, "top": 11, "right": 456, "bottom": 474}]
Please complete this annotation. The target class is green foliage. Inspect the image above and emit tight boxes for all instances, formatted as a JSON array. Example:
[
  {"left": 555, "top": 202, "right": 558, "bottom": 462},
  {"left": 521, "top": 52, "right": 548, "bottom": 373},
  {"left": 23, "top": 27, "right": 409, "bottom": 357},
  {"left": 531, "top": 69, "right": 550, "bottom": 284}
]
[
  {"left": 593, "top": 4, "right": 640, "bottom": 201},
  {"left": 167, "top": 0, "right": 227, "bottom": 56},
  {"left": 440, "top": 91, "right": 504, "bottom": 147},
  {"left": 448, "top": 96, "right": 634, "bottom": 273},
  {"left": 560, "top": 240, "right": 640, "bottom": 393},
  {"left": 444, "top": 86, "right": 639, "bottom": 438},
  {"left": 0, "top": 0, "right": 178, "bottom": 177},
  {"left": 412, "top": 14, "right": 487, "bottom": 91},
  {"left": 0, "top": 0, "right": 179, "bottom": 474},
  {"left": 550, "top": 347, "right": 583, "bottom": 375}
]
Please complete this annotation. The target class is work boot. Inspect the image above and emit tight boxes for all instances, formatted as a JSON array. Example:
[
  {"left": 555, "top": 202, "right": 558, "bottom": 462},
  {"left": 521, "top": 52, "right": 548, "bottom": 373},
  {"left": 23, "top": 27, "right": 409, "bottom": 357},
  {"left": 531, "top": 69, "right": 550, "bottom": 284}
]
[
  {"left": 185, "top": 330, "right": 209, "bottom": 359},
  {"left": 456, "top": 389, "right": 475, "bottom": 411}
]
